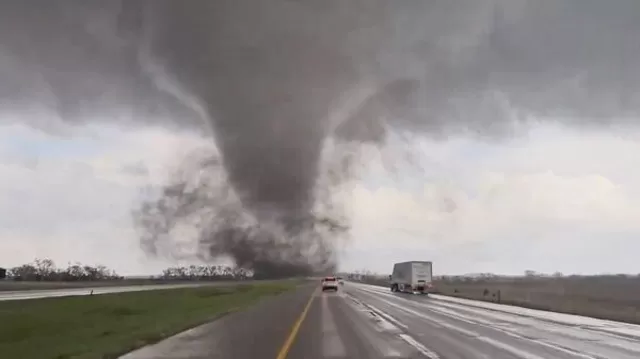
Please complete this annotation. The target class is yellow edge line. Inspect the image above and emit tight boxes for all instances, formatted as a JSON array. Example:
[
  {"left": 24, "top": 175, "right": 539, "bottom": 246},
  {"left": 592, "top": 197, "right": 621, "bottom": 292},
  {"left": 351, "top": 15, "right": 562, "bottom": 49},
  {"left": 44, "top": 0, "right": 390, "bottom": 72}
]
[{"left": 275, "top": 289, "right": 316, "bottom": 359}]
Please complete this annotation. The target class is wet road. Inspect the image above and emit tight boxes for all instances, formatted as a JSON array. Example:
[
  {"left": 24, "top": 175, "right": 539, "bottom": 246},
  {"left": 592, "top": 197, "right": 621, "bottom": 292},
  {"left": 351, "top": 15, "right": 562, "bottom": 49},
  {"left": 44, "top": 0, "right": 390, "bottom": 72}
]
[
  {"left": 121, "top": 281, "right": 640, "bottom": 359},
  {"left": 330, "top": 283, "right": 640, "bottom": 359},
  {"left": 120, "top": 283, "right": 317, "bottom": 359},
  {"left": 0, "top": 282, "right": 240, "bottom": 301}
]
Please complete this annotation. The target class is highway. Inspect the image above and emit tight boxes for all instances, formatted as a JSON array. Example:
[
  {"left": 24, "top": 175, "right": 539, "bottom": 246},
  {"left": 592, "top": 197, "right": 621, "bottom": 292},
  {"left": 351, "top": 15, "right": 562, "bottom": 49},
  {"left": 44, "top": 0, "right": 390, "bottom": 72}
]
[
  {"left": 121, "top": 281, "right": 640, "bottom": 359},
  {"left": 0, "top": 283, "right": 215, "bottom": 301}
]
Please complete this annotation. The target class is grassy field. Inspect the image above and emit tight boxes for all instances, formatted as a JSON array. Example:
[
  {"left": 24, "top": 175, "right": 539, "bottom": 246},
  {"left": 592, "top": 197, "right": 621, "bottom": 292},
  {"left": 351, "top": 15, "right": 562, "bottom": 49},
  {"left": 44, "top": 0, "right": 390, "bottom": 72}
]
[
  {"left": 360, "top": 276, "right": 640, "bottom": 325},
  {"left": 0, "top": 281, "right": 300, "bottom": 359}
]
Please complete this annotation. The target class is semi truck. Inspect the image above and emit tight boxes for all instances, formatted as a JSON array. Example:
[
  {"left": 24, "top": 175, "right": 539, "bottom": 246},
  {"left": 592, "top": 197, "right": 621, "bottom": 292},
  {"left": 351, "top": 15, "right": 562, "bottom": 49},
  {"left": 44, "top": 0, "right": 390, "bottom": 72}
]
[{"left": 389, "top": 261, "right": 433, "bottom": 295}]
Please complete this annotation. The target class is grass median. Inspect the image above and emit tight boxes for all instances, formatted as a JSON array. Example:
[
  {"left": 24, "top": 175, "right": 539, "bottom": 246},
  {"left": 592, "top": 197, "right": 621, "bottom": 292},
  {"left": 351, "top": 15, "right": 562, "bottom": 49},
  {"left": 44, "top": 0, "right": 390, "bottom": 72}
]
[{"left": 0, "top": 280, "right": 301, "bottom": 359}]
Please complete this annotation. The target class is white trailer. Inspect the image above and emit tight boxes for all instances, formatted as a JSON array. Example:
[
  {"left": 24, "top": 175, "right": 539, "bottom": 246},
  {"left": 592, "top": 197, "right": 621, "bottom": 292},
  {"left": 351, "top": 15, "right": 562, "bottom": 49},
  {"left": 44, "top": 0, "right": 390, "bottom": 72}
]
[{"left": 389, "top": 261, "right": 433, "bottom": 295}]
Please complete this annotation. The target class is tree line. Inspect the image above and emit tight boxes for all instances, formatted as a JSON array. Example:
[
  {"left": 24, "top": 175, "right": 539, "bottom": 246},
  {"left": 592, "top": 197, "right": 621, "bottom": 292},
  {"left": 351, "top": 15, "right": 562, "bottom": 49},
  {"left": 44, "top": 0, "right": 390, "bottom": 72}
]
[
  {"left": 0, "top": 258, "right": 252, "bottom": 282},
  {"left": 3, "top": 258, "right": 121, "bottom": 281}
]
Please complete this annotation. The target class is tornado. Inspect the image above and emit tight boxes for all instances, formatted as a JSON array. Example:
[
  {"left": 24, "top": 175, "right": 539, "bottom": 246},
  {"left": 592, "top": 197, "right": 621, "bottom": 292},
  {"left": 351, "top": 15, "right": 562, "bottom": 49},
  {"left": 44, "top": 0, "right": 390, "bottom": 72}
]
[{"left": 2, "top": 0, "right": 640, "bottom": 277}]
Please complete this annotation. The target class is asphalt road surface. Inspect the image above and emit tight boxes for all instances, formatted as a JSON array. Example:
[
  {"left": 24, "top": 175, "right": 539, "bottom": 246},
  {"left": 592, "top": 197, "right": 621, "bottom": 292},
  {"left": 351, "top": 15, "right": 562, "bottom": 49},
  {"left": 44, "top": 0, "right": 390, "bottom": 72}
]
[
  {"left": 121, "top": 281, "right": 640, "bottom": 359},
  {"left": 0, "top": 283, "right": 221, "bottom": 301}
]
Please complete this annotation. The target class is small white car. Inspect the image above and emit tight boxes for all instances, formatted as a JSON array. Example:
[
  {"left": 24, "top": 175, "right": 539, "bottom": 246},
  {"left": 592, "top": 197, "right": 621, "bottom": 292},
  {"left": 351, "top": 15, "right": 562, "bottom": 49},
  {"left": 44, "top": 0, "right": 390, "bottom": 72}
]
[{"left": 321, "top": 276, "right": 339, "bottom": 291}]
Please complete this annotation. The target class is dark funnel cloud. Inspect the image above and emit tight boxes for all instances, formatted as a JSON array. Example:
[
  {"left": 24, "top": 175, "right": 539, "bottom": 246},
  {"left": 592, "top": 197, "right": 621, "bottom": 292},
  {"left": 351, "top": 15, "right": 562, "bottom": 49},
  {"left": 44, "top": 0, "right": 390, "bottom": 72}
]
[{"left": 1, "top": 1, "right": 639, "bottom": 276}]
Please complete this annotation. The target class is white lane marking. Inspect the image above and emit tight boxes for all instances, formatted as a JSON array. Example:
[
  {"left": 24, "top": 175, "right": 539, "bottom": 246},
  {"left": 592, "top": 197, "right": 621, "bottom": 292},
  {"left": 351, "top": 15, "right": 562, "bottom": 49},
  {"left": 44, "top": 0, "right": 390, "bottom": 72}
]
[
  {"left": 420, "top": 305, "right": 601, "bottom": 359},
  {"left": 345, "top": 294, "right": 400, "bottom": 333},
  {"left": 357, "top": 287, "right": 601, "bottom": 359},
  {"left": 409, "top": 297, "right": 640, "bottom": 357},
  {"left": 367, "top": 304, "right": 409, "bottom": 329},
  {"left": 372, "top": 295, "right": 549, "bottom": 359},
  {"left": 345, "top": 291, "right": 441, "bottom": 358},
  {"left": 321, "top": 293, "right": 347, "bottom": 358},
  {"left": 352, "top": 310, "right": 404, "bottom": 356},
  {"left": 349, "top": 295, "right": 409, "bottom": 329},
  {"left": 349, "top": 290, "right": 496, "bottom": 359},
  {"left": 429, "top": 293, "right": 640, "bottom": 338},
  {"left": 353, "top": 282, "right": 640, "bottom": 341},
  {"left": 342, "top": 296, "right": 406, "bottom": 357},
  {"left": 398, "top": 334, "right": 441, "bottom": 359}
]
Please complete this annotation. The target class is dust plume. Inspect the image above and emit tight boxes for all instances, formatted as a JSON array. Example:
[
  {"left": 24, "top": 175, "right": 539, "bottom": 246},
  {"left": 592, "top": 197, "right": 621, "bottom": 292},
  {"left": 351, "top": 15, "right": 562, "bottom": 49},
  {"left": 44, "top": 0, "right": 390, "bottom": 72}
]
[{"left": 1, "top": 1, "right": 639, "bottom": 277}]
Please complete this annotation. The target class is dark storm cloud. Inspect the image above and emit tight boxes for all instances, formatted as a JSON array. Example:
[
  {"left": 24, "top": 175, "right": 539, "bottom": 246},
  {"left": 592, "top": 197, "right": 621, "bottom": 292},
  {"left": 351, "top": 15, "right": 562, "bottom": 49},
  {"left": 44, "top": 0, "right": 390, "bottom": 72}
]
[
  {"left": 0, "top": 1, "right": 198, "bottom": 126},
  {"left": 3, "top": 1, "right": 639, "bottom": 128},
  {"left": 1, "top": 0, "right": 639, "bottom": 276}
]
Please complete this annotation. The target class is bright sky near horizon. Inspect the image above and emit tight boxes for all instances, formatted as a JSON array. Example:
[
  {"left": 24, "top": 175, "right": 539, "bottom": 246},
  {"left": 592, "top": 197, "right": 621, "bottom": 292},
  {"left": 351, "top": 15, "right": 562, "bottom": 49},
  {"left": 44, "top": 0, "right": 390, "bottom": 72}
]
[
  {"left": 3, "top": 1, "right": 640, "bottom": 277},
  {"left": 2, "top": 118, "right": 640, "bottom": 276}
]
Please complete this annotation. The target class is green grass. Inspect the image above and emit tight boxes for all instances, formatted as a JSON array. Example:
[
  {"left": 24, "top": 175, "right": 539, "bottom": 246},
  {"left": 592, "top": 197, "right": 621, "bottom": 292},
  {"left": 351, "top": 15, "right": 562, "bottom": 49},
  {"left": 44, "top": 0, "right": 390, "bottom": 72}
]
[{"left": 0, "top": 281, "right": 300, "bottom": 359}]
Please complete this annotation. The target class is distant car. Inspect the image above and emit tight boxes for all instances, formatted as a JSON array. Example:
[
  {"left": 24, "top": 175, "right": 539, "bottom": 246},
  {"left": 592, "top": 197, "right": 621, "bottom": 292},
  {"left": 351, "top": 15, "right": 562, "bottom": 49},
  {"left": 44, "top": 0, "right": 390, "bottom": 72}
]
[
  {"left": 337, "top": 276, "right": 344, "bottom": 285},
  {"left": 321, "top": 276, "right": 339, "bottom": 291}
]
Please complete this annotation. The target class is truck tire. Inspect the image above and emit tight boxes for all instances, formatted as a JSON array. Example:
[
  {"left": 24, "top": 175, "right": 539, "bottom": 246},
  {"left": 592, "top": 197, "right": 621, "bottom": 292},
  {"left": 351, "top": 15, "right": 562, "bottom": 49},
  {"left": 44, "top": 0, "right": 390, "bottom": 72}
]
[{"left": 391, "top": 284, "right": 398, "bottom": 292}]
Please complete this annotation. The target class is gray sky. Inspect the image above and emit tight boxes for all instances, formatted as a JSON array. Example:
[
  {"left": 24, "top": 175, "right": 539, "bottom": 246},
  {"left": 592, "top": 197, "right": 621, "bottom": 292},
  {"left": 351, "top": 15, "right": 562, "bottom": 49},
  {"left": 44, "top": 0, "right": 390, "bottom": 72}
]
[
  {"left": 3, "top": 120, "right": 640, "bottom": 276},
  {"left": 1, "top": 1, "right": 640, "bottom": 275}
]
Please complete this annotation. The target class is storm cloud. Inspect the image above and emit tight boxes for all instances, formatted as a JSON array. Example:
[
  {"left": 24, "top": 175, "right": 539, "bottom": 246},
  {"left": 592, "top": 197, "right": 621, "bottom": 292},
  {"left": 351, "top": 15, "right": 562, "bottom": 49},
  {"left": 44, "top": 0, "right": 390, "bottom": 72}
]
[{"left": 1, "top": 0, "right": 639, "bottom": 276}]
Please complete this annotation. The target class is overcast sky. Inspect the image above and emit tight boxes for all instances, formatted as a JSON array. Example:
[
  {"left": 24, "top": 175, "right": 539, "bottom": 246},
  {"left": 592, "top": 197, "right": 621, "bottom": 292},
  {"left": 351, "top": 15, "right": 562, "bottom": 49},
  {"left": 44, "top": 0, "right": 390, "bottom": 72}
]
[
  {"left": 2, "top": 118, "right": 639, "bottom": 276},
  {"left": 2, "top": 1, "right": 640, "bottom": 276}
]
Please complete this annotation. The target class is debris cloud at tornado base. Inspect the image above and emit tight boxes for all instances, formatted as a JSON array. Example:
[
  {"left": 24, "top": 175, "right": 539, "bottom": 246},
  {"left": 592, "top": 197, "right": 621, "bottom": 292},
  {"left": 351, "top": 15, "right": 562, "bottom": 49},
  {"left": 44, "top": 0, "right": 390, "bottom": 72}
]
[{"left": 2, "top": 1, "right": 640, "bottom": 277}]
